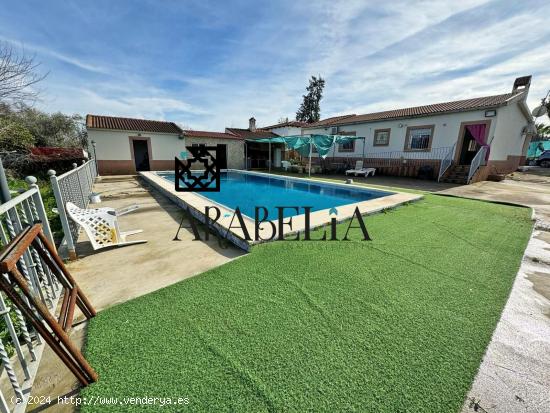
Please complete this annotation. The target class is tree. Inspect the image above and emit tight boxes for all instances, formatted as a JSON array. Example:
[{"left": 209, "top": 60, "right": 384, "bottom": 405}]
[
  {"left": 0, "top": 118, "right": 35, "bottom": 151},
  {"left": 7, "top": 105, "right": 87, "bottom": 148},
  {"left": 296, "top": 75, "right": 325, "bottom": 123},
  {"left": 536, "top": 123, "right": 550, "bottom": 139},
  {"left": 0, "top": 42, "right": 46, "bottom": 105}
]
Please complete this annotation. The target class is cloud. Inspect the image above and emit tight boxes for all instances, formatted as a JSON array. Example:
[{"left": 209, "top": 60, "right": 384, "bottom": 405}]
[
  {"left": 1, "top": 0, "right": 548, "bottom": 130},
  {"left": 0, "top": 35, "right": 109, "bottom": 74}
]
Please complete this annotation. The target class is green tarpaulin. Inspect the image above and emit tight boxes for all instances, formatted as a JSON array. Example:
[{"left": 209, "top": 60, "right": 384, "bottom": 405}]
[{"left": 248, "top": 134, "right": 364, "bottom": 158}]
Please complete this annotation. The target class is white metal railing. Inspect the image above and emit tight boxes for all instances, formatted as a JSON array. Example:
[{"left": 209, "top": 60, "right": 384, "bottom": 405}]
[
  {"left": 0, "top": 178, "right": 61, "bottom": 413},
  {"left": 364, "top": 146, "right": 453, "bottom": 160},
  {"left": 48, "top": 159, "right": 97, "bottom": 260},
  {"left": 437, "top": 143, "right": 456, "bottom": 182},
  {"left": 467, "top": 146, "right": 488, "bottom": 184}
]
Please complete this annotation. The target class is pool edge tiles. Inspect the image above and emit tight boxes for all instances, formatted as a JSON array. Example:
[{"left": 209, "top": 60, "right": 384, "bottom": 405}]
[{"left": 140, "top": 170, "right": 423, "bottom": 251}]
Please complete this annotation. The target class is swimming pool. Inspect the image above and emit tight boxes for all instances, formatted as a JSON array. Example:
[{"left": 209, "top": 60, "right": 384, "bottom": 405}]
[{"left": 158, "top": 171, "right": 393, "bottom": 220}]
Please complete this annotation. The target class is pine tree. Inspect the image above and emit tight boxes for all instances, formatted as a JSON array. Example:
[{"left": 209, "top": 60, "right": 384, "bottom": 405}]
[{"left": 296, "top": 76, "right": 325, "bottom": 123}]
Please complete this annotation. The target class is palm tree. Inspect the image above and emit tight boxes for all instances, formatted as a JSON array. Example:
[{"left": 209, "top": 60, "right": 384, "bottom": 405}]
[{"left": 536, "top": 123, "right": 550, "bottom": 139}]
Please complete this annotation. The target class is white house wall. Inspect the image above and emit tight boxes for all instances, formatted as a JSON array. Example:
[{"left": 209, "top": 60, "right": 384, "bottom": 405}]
[
  {"left": 88, "top": 129, "right": 185, "bottom": 174},
  {"left": 491, "top": 102, "right": 529, "bottom": 160},
  {"left": 268, "top": 126, "right": 302, "bottom": 136},
  {"left": 305, "top": 109, "right": 499, "bottom": 159}
]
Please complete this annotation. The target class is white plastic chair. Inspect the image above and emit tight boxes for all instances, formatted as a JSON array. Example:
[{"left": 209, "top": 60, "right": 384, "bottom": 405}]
[
  {"left": 345, "top": 160, "right": 376, "bottom": 177},
  {"left": 281, "top": 161, "right": 291, "bottom": 171},
  {"left": 65, "top": 202, "right": 147, "bottom": 250}
]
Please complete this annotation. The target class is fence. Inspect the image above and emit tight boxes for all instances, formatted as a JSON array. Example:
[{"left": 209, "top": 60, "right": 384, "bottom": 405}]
[
  {"left": 362, "top": 146, "right": 453, "bottom": 163},
  {"left": 438, "top": 144, "right": 456, "bottom": 182},
  {"left": 0, "top": 177, "right": 62, "bottom": 413},
  {"left": 467, "top": 146, "right": 488, "bottom": 183},
  {"left": 49, "top": 160, "right": 98, "bottom": 260}
]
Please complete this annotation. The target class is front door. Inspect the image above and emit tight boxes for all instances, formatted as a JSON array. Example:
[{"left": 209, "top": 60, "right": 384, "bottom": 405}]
[
  {"left": 459, "top": 129, "right": 479, "bottom": 165},
  {"left": 457, "top": 123, "right": 487, "bottom": 165},
  {"left": 217, "top": 144, "right": 227, "bottom": 169},
  {"left": 132, "top": 140, "right": 150, "bottom": 171}
]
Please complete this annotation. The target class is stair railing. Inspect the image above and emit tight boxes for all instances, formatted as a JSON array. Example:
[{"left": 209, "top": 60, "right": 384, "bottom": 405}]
[
  {"left": 467, "top": 146, "right": 488, "bottom": 184},
  {"left": 437, "top": 143, "right": 456, "bottom": 182}
]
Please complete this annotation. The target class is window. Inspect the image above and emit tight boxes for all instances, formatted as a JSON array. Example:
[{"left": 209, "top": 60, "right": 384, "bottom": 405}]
[
  {"left": 338, "top": 140, "right": 355, "bottom": 152},
  {"left": 373, "top": 129, "right": 390, "bottom": 146},
  {"left": 331, "top": 126, "right": 338, "bottom": 135},
  {"left": 404, "top": 126, "right": 434, "bottom": 151}
]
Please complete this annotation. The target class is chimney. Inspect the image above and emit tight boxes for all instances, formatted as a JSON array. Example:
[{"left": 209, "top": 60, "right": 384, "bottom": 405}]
[
  {"left": 249, "top": 117, "right": 256, "bottom": 131},
  {"left": 512, "top": 75, "right": 531, "bottom": 94}
]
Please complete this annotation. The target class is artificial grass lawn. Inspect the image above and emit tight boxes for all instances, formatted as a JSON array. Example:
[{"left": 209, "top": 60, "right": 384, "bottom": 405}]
[{"left": 81, "top": 195, "right": 532, "bottom": 412}]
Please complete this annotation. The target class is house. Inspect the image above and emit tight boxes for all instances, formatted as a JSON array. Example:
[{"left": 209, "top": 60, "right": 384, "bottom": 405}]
[
  {"left": 260, "top": 119, "right": 308, "bottom": 137},
  {"left": 182, "top": 130, "right": 245, "bottom": 169},
  {"left": 226, "top": 118, "right": 281, "bottom": 169},
  {"left": 303, "top": 76, "right": 535, "bottom": 183},
  {"left": 86, "top": 115, "right": 186, "bottom": 174},
  {"left": 86, "top": 115, "right": 248, "bottom": 174}
]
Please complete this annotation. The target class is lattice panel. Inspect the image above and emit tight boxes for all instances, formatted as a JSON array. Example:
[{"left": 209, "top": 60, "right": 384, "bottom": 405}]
[{"left": 65, "top": 204, "right": 117, "bottom": 247}]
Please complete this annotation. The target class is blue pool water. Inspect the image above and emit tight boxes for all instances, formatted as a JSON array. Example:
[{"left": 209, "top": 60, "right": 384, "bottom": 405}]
[{"left": 159, "top": 171, "right": 393, "bottom": 219}]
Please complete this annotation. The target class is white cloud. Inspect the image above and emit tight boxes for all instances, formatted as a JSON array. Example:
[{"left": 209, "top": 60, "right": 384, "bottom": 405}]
[
  {"left": 11, "top": 0, "right": 549, "bottom": 130},
  {"left": 0, "top": 35, "right": 109, "bottom": 74}
]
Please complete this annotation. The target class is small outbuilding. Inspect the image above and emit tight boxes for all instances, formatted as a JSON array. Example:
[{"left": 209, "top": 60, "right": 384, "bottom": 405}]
[{"left": 86, "top": 115, "right": 245, "bottom": 174}]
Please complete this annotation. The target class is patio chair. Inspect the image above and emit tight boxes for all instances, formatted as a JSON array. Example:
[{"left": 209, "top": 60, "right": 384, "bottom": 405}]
[
  {"left": 345, "top": 160, "right": 376, "bottom": 177},
  {"left": 65, "top": 202, "right": 147, "bottom": 250},
  {"left": 281, "top": 161, "right": 291, "bottom": 171}
]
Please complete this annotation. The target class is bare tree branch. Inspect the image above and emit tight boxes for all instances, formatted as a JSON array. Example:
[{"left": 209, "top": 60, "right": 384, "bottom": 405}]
[{"left": 0, "top": 41, "right": 48, "bottom": 105}]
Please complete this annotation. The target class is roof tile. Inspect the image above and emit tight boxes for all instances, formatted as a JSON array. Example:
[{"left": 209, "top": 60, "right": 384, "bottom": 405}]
[
  {"left": 183, "top": 130, "right": 241, "bottom": 140},
  {"left": 86, "top": 114, "right": 183, "bottom": 134},
  {"left": 225, "top": 128, "right": 279, "bottom": 139},
  {"left": 304, "top": 92, "right": 521, "bottom": 128}
]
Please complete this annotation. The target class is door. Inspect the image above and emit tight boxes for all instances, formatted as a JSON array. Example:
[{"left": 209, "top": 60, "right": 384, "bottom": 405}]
[
  {"left": 132, "top": 140, "right": 150, "bottom": 171},
  {"left": 458, "top": 129, "right": 479, "bottom": 165},
  {"left": 217, "top": 144, "right": 227, "bottom": 169},
  {"left": 457, "top": 123, "right": 487, "bottom": 165}
]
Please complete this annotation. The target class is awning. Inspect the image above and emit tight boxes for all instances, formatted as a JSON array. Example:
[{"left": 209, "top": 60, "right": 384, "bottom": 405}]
[{"left": 246, "top": 134, "right": 364, "bottom": 158}]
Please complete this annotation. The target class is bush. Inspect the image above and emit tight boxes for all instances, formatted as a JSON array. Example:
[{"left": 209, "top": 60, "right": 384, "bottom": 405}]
[{"left": 0, "top": 118, "right": 35, "bottom": 151}]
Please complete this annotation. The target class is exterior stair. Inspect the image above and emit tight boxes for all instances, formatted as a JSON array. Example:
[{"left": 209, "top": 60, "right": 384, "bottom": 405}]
[{"left": 440, "top": 164, "right": 470, "bottom": 184}]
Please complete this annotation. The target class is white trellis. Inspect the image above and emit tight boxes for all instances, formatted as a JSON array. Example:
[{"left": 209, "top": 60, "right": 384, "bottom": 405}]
[{"left": 48, "top": 159, "right": 98, "bottom": 260}]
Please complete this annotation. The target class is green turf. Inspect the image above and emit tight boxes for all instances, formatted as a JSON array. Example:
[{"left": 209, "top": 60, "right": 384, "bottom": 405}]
[{"left": 81, "top": 195, "right": 532, "bottom": 412}]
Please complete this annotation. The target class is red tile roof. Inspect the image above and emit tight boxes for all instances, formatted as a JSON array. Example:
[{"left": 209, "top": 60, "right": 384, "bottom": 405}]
[
  {"left": 183, "top": 130, "right": 241, "bottom": 140},
  {"left": 261, "top": 120, "right": 308, "bottom": 129},
  {"left": 305, "top": 114, "right": 358, "bottom": 128},
  {"left": 225, "top": 128, "right": 279, "bottom": 139},
  {"left": 86, "top": 114, "right": 183, "bottom": 134},
  {"left": 304, "top": 92, "right": 522, "bottom": 129}
]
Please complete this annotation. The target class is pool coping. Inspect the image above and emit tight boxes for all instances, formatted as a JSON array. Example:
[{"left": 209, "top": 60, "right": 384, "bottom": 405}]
[{"left": 140, "top": 170, "right": 423, "bottom": 251}]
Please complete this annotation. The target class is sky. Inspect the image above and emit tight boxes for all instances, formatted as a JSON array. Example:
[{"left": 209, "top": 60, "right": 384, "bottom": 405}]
[{"left": 1, "top": 0, "right": 549, "bottom": 131}]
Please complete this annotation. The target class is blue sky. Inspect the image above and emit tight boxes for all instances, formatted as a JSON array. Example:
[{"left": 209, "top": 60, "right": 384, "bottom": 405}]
[{"left": 1, "top": 0, "right": 549, "bottom": 130}]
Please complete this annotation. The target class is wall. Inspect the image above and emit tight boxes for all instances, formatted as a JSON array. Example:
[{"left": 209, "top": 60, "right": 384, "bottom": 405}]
[
  {"left": 304, "top": 109, "right": 498, "bottom": 160},
  {"left": 490, "top": 101, "right": 529, "bottom": 162},
  {"left": 88, "top": 129, "right": 185, "bottom": 174},
  {"left": 185, "top": 137, "right": 245, "bottom": 169},
  {"left": 267, "top": 126, "right": 302, "bottom": 136}
]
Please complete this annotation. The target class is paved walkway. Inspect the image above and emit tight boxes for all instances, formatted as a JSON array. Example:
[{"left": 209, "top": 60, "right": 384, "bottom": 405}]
[
  {"left": 25, "top": 175, "right": 245, "bottom": 412},
  {"left": 439, "top": 169, "right": 550, "bottom": 413},
  {"left": 273, "top": 171, "right": 459, "bottom": 192}
]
